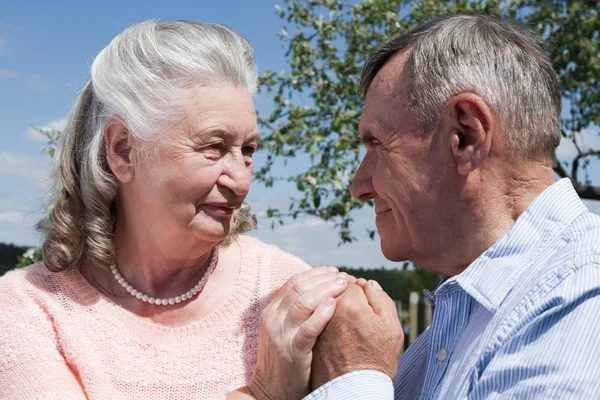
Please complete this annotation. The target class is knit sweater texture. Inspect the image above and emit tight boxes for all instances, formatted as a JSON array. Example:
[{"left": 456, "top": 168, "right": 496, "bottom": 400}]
[{"left": 0, "top": 236, "right": 311, "bottom": 399}]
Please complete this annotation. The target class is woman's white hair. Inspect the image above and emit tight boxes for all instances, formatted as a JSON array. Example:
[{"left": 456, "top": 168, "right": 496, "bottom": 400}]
[{"left": 38, "top": 20, "right": 258, "bottom": 272}]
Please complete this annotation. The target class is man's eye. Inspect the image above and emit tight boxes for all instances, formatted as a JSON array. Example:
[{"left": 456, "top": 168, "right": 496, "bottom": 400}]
[{"left": 242, "top": 145, "right": 257, "bottom": 156}]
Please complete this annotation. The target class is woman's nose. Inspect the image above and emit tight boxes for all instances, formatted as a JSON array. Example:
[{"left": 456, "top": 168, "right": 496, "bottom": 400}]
[{"left": 217, "top": 150, "right": 253, "bottom": 196}]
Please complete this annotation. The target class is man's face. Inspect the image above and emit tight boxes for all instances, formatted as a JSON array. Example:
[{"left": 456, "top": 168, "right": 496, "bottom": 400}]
[{"left": 350, "top": 52, "right": 454, "bottom": 263}]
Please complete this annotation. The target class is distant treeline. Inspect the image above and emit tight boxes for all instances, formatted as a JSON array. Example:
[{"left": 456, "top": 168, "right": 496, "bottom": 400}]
[
  {"left": 0, "top": 242, "right": 29, "bottom": 276},
  {"left": 339, "top": 266, "right": 442, "bottom": 303},
  {"left": 0, "top": 243, "right": 441, "bottom": 301}
]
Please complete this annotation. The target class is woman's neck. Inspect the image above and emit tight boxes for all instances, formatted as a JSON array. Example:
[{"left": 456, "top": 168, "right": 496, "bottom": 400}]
[{"left": 109, "top": 219, "right": 218, "bottom": 300}]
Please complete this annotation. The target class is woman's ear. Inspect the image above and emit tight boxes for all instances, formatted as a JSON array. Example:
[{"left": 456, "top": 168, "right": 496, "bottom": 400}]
[
  {"left": 104, "top": 119, "right": 135, "bottom": 183},
  {"left": 446, "top": 93, "right": 494, "bottom": 176}
]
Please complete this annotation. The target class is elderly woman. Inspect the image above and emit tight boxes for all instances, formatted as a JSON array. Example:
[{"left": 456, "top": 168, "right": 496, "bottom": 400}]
[{"left": 0, "top": 20, "right": 351, "bottom": 399}]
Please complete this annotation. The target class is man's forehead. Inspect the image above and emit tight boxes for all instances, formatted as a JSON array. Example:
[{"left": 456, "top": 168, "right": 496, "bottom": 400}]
[
  {"left": 360, "top": 51, "right": 414, "bottom": 137},
  {"left": 367, "top": 50, "right": 412, "bottom": 98}
]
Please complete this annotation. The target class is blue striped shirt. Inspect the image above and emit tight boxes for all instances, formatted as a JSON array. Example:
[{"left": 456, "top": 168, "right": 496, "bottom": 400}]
[{"left": 305, "top": 179, "right": 600, "bottom": 399}]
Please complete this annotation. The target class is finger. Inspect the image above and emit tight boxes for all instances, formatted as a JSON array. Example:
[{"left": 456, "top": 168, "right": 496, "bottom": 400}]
[
  {"left": 285, "top": 274, "right": 349, "bottom": 327},
  {"left": 363, "top": 280, "right": 399, "bottom": 323},
  {"left": 355, "top": 278, "right": 367, "bottom": 288},
  {"left": 270, "top": 266, "right": 338, "bottom": 309},
  {"left": 292, "top": 297, "right": 336, "bottom": 356},
  {"left": 278, "top": 271, "right": 347, "bottom": 313}
]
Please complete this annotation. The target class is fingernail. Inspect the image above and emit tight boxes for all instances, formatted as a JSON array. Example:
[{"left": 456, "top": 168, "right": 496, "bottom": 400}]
[
  {"left": 336, "top": 277, "right": 347, "bottom": 285},
  {"left": 328, "top": 266, "right": 339, "bottom": 273},
  {"left": 324, "top": 297, "right": 335, "bottom": 307},
  {"left": 337, "top": 272, "right": 348, "bottom": 278},
  {"left": 371, "top": 280, "right": 382, "bottom": 290}
]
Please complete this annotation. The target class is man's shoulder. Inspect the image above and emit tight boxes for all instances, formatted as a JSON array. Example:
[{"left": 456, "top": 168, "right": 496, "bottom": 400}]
[{"left": 564, "top": 209, "right": 600, "bottom": 246}]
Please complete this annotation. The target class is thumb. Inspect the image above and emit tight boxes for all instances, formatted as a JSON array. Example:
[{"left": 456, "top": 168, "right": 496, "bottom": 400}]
[
  {"left": 364, "top": 280, "right": 398, "bottom": 322},
  {"left": 293, "top": 297, "right": 336, "bottom": 356}
]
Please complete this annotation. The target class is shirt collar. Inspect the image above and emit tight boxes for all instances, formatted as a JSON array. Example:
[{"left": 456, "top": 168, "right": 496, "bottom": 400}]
[{"left": 437, "top": 178, "right": 588, "bottom": 313}]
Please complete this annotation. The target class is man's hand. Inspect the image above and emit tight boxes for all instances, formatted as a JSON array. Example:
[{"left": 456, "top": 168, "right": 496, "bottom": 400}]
[
  {"left": 310, "top": 280, "right": 404, "bottom": 391},
  {"left": 247, "top": 267, "right": 350, "bottom": 400}
]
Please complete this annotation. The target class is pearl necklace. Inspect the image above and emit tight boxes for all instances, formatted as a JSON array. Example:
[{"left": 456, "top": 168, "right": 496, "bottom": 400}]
[{"left": 110, "top": 247, "right": 219, "bottom": 306}]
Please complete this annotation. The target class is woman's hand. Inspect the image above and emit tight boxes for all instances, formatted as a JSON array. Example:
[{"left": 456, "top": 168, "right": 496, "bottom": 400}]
[{"left": 247, "top": 266, "right": 350, "bottom": 400}]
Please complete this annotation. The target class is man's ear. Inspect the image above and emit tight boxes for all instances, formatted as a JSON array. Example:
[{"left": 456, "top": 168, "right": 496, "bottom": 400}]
[
  {"left": 446, "top": 93, "right": 494, "bottom": 175},
  {"left": 104, "top": 119, "right": 135, "bottom": 183}
]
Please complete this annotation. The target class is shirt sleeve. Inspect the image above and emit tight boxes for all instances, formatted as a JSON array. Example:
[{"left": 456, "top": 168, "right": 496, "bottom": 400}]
[
  {"left": 303, "top": 371, "right": 394, "bottom": 400},
  {"left": 0, "top": 271, "right": 87, "bottom": 400},
  {"left": 470, "top": 263, "right": 600, "bottom": 399}
]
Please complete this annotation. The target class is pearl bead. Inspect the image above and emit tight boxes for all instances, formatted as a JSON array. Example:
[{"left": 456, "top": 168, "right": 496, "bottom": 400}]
[
  {"left": 181, "top": 294, "right": 187, "bottom": 301},
  {"left": 161, "top": 299, "right": 168, "bottom": 306},
  {"left": 131, "top": 289, "right": 138, "bottom": 296},
  {"left": 191, "top": 288, "right": 198, "bottom": 295},
  {"left": 148, "top": 298, "right": 155, "bottom": 304},
  {"left": 186, "top": 291, "right": 193, "bottom": 298},
  {"left": 175, "top": 296, "right": 182, "bottom": 303},
  {"left": 118, "top": 278, "right": 125, "bottom": 285},
  {"left": 136, "top": 292, "right": 143, "bottom": 299},
  {"left": 168, "top": 298, "right": 175, "bottom": 305},
  {"left": 142, "top": 295, "right": 149, "bottom": 302}
]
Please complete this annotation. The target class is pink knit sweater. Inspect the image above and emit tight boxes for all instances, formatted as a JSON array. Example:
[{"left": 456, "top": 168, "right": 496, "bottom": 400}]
[{"left": 0, "top": 236, "right": 310, "bottom": 399}]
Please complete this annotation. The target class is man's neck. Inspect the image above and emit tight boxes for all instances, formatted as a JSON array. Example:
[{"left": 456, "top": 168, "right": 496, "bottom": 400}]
[{"left": 424, "top": 161, "right": 557, "bottom": 277}]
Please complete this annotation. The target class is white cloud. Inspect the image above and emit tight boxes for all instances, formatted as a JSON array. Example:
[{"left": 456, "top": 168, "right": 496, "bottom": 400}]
[
  {"left": 0, "top": 211, "right": 24, "bottom": 226},
  {"left": 25, "top": 74, "right": 51, "bottom": 92},
  {"left": 0, "top": 151, "right": 52, "bottom": 188},
  {"left": 23, "top": 118, "right": 67, "bottom": 143},
  {"left": 556, "top": 125, "right": 600, "bottom": 162},
  {"left": 0, "top": 68, "right": 18, "bottom": 79}
]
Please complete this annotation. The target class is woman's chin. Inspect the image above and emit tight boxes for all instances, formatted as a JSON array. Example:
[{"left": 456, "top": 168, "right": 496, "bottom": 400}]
[{"left": 190, "top": 219, "right": 233, "bottom": 242}]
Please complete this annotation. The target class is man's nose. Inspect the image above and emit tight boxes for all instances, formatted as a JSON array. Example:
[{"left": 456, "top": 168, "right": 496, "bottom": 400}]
[{"left": 350, "top": 153, "right": 376, "bottom": 201}]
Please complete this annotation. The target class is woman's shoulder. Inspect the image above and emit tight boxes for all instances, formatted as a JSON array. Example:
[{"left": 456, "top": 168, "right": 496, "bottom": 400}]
[
  {"left": 0, "top": 264, "right": 58, "bottom": 335},
  {"left": 236, "top": 235, "right": 312, "bottom": 295},
  {"left": 237, "top": 235, "right": 312, "bottom": 272},
  {"left": 0, "top": 262, "right": 86, "bottom": 308},
  {"left": 0, "top": 263, "right": 53, "bottom": 299}
]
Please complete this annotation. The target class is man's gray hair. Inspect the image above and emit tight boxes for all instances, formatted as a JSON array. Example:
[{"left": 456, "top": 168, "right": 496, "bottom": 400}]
[
  {"left": 39, "top": 20, "right": 258, "bottom": 273},
  {"left": 358, "top": 14, "right": 562, "bottom": 160}
]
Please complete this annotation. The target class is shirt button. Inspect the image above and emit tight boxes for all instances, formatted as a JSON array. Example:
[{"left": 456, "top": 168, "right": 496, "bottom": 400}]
[{"left": 437, "top": 349, "right": 448, "bottom": 362}]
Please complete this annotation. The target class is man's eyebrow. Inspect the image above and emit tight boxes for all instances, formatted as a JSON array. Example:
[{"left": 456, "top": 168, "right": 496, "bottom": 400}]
[{"left": 246, "top": 132, "right": 261, "bottom": 144}]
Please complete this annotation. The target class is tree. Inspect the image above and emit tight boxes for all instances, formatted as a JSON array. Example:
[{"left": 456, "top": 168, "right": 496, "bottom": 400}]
[{"left": 257, "top": 0, "right": 600, "bottom": 243}]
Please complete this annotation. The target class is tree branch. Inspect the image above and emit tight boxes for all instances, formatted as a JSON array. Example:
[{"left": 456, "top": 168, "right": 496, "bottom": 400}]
[{"left": 554, "top": 160, "right": 600, "bottom": 201}]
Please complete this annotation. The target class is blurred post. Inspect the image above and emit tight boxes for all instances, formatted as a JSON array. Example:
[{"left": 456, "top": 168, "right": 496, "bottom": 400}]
[{"left": 409, "top": 292, "right": 419, "bottom": 345}]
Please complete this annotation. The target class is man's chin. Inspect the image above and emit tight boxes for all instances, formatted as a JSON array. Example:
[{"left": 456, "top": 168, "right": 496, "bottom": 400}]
[{"left": 380, "top": 241, "right": 409, "bottom": 262}]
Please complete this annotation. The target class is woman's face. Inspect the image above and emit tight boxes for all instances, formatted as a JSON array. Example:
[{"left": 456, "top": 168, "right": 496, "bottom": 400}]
[{"left": 129, "top": 85, "right": 259, "bottom": 245}]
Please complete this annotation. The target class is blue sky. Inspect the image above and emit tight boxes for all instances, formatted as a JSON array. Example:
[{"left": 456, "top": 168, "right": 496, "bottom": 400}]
[{"left": 1, "top": 1, "right": 599, "bottom": 268}]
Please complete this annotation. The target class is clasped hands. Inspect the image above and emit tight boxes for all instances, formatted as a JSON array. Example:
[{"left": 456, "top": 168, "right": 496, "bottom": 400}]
[{"left": 247, "top": 267, "right": 404, "bottom": 400}]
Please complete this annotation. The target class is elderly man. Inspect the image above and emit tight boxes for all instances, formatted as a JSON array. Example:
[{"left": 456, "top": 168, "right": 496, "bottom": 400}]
[{"left": 304, "top": 14, "right": 600, "bottom": 399}]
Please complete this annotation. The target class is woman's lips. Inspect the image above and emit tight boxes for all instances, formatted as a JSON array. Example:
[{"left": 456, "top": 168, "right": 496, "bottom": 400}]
[{"left": 202, "top": 203, "right": 235, "bottom": 216}]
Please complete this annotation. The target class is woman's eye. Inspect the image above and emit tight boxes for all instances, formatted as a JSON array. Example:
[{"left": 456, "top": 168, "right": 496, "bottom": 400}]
[{"left": 208, "top": 142, "right": 224, "bottom": 151}]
